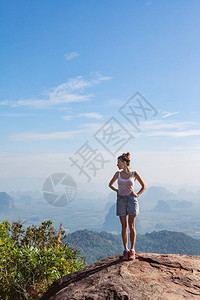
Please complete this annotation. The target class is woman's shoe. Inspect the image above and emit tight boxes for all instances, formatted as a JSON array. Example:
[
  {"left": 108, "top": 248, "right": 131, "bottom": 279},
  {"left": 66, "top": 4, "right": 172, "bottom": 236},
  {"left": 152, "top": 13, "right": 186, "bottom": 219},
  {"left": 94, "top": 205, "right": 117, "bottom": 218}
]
[
  {"left": 122, "top": 250, "right": 129, "bottom": 261},
  {"left": 129, "top": 249, "right": 135, "bottom": 260}
]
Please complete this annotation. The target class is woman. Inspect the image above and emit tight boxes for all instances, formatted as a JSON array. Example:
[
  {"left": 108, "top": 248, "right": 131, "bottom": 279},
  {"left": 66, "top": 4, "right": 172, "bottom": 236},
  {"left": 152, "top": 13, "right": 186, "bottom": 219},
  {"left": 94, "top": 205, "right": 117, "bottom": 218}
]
[{"left": 109, "top": 152, "right": 146, "bottom": 261}]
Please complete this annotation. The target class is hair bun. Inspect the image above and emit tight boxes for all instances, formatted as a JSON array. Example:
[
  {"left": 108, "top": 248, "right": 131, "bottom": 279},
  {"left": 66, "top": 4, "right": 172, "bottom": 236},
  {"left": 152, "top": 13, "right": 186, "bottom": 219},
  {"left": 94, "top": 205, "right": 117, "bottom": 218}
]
[
  {"left": 123, "top": 152, "right": 130, "bottom": 158},
  {"left": 121, "top": 152, "right": 130, "bottom": 159}
]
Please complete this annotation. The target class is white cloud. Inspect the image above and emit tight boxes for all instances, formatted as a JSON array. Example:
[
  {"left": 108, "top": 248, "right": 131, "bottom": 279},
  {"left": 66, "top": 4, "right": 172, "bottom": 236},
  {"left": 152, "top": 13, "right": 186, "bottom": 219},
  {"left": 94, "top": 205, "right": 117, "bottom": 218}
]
[
  {"left": 4, "top": 73, "right": 112, "bottom": 109},
  {"left": 108, "top": 119, "right": 200, "bottom": 139},
  {"left": 9, "top": 119, "right": 105, "bottom": 141},
  {"left": 9, "top": 131, "right": 78, "bottom": 141},
  {"left": 161, "top": 111, "right": 180, "bottom": 118},
  {"left": 146, "top": 129, "right": 200, "bottom": 138},
  {"left": 170, "top": 145, "right": 200, "bottom": 151},
  {"left": 64, "top": 52, "right": 80, "bottom": 61},
  {"left": 48, "top": 76, "right": 91, "bottom": 93},
  {"left": 79, "top": 113, "right": 103, "bottom": 120},
  {"left": 62, "top": 112, "right": 104, "bottom": 121},
  {"left": 0, "top": 113, "right": 38, "bottom": 117},
  {"left": 11, "top": 93, "right": 91, "bottom": 109},
  {"left": 8, "top": 117, "right": 199, "bottom": 142},
  {"left": 62, "top": 115, "right": 74, "bottom": 121},
  {"left": 0, "top": 100, "right": 9, "bottom": 105},
  {"left": 141, "top": 120, "right": 197, "bottom": 131},
  {"left": 79, "top": 122, "right": 104, "bottom": 132},
  {"left": 92, "top": 72, "right": 112, "bottom": 83}
]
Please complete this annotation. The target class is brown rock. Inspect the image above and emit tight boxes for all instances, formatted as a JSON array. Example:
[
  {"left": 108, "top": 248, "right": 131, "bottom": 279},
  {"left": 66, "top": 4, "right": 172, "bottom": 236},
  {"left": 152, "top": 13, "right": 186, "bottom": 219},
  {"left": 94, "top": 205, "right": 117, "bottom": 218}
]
[{"left": 41, "top": 252, "right": 200, "bottom": 300}]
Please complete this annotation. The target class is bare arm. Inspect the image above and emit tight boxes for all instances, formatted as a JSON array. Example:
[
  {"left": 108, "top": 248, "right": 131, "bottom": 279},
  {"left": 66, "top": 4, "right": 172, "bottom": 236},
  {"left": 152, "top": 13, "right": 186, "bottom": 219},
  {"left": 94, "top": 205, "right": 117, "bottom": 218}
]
[
  {"left": 108, "top": 171, "right": 119, "bottom": 193},
  {"left": 134, "top": 171, "right": 146, "bottom": 197}
]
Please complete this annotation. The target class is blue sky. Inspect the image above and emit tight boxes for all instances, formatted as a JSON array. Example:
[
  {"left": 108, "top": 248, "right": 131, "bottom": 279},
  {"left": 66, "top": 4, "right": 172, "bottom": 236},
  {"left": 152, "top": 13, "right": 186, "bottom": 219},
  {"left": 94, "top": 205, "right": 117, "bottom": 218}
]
[{"left": 0, "top": 0, "right": 200, "bottom": 191}]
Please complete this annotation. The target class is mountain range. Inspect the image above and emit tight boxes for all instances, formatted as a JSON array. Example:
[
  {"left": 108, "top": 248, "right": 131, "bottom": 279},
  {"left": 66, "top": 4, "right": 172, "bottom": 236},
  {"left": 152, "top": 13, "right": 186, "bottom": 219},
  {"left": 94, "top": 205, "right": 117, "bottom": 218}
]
[{"left": 64, "top": 229, "right": 200, "bottom": 265}]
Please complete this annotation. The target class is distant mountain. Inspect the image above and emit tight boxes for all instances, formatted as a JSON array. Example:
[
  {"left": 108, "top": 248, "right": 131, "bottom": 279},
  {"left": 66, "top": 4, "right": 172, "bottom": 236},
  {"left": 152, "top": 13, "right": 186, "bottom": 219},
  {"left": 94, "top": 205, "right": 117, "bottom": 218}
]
[
  {"left": 104, "top": 201, "right": 114, "bottom": 212},
  {"left": 17, "top": 194, "right": 33, "bottom": 206},
  {"left": 143, "top": 186, "right": 177, "bottom": 201},
  {"left": 152, "top": 199, "right": 193, "bottom": 213},
  {"left": 0, "top": 192, "right": 15, "bottom": 212},
  {"left": 64, "top": 229, "right": 122, "bottom": 265},
  {"left": 178, "top": 188, "right": 200, "bottom": 202},
  {"left": 152, "top": 200, "right": 172, "bottom": 213},
  {"left": 139, "top": 186, "right": 178, "bottom": 210},
  {"left": 101, "top": 203, "right": 142, "bottom": 234},
  {"left": 64, "top": 229, "right": 200, "bottom": 265},
  {"left": 102, "top": 204, "right": 120, "bottom": 233},
  {"left": 136, "top": 230, "right": 200, "bottom": 255},
  {"left": 168, "top": 200, "right": 192, "bottom": 209},
  {"left": 139, "top": 186, "right": 196, "bottom": 211}
]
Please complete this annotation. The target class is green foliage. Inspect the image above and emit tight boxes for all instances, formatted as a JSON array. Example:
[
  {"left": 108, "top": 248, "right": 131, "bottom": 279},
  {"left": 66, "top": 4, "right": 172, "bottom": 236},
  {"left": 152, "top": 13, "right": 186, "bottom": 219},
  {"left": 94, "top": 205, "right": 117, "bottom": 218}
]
[
  {"left": 64, "top": 229, "right": 123, "bottom": 265},
  {"left": 65, "top": 229, "right": 200, "bottom": 265},
  {"left": 136, "top": 230, "right": 200, "bottom": 255},
  {"left": 0, "top": 220, "right": 86, "bottom": 299}
]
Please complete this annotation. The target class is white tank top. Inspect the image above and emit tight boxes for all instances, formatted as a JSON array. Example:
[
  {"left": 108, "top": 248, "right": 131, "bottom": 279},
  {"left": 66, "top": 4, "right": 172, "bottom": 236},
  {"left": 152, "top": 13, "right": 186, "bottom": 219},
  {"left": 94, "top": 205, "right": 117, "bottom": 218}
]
[{"left": 118, "top": 171, "right": 135, "bottom": 196}]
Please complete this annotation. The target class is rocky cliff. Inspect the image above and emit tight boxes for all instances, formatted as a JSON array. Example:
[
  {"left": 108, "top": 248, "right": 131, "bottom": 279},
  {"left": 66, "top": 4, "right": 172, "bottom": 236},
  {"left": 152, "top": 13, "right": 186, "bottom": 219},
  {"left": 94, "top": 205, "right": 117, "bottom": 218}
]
[
  {"left": 0, "top": 192, "right": 14, "bottom": 212},
  {"left": 41, "top": 252, "right": 200, "bottom": 300}
]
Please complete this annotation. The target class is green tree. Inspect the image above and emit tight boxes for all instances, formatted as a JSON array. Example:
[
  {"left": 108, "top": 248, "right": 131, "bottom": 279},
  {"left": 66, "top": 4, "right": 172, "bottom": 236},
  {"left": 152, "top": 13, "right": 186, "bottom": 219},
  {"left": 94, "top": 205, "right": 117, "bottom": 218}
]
[{"left": 0, "top": 220, "right": 86, "bottom": 299}]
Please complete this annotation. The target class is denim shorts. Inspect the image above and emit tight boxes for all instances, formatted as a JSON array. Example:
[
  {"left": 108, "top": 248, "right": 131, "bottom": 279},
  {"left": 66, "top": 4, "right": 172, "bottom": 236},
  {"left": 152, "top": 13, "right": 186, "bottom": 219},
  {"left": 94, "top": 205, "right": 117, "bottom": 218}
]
[{"left": 116, "top": 194, "right": 139, "bottom": 216}]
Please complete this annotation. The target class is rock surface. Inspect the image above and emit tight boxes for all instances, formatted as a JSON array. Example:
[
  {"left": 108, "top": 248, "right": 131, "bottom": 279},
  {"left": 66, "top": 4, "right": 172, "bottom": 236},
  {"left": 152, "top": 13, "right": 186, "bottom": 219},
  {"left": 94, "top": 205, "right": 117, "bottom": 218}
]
[{"left": 41, "top": 252, "right": 200, "bottom": 300}]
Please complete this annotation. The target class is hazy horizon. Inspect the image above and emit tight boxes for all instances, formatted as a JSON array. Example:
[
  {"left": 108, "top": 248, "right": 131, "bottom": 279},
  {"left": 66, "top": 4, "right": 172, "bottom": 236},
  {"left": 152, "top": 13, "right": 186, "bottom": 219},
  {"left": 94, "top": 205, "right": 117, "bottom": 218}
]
[{"left": 1, "top": 176, "right": 200, "bottom": 196}]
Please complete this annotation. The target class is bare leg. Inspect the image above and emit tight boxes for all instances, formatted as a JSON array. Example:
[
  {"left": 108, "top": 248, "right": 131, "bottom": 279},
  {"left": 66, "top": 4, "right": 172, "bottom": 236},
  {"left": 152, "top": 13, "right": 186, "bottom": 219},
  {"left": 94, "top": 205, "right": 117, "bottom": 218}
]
[
  {"left": 128, "top": 215, "right": 136, "bottom": 250},
  {"left": 119, "top": 216, "right": 128, "bottom": 249}
]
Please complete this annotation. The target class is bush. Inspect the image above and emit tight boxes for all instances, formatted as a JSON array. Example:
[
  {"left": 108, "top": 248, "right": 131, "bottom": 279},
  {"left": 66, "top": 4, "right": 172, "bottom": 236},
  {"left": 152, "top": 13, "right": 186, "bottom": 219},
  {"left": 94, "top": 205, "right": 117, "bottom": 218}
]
[{"left": 0, "top": 220, "right": 86, "bottom": 299}]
